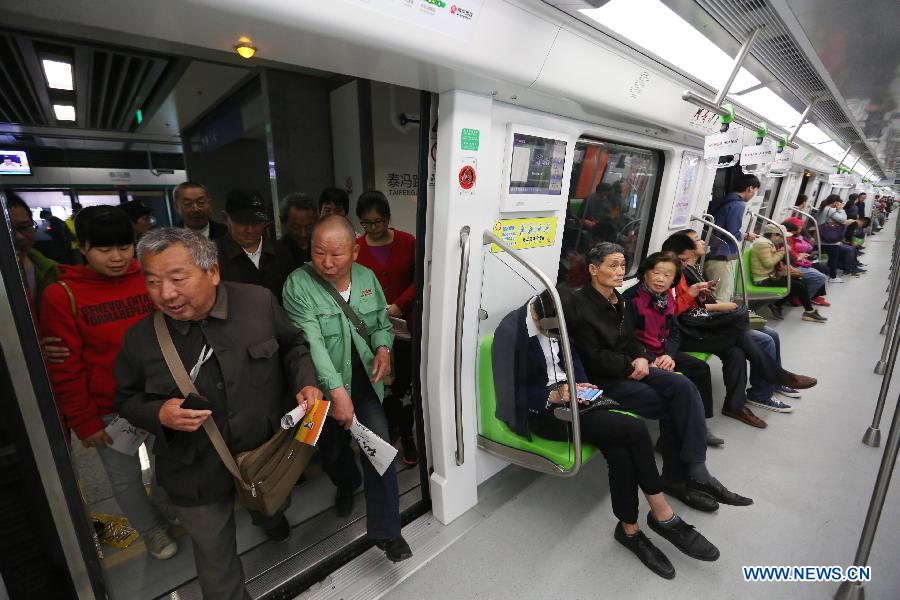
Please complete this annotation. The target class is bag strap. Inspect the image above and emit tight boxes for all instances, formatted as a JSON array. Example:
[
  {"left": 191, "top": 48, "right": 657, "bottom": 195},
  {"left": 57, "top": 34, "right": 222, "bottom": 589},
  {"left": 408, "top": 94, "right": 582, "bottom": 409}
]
[
  {"left": 152, "top": 312, "right": 251, "bottom": 490},
  {"left": 301, "top": 263, "right": 372, "bottom": 350},
  {"left": 56, "top": 280, "right": 77, "bottom": 318}
]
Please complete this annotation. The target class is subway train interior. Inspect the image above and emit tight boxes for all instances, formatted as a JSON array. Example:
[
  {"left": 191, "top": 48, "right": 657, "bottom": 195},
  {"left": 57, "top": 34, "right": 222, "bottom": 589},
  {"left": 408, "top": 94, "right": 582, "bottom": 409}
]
[{"left": 0, "top": 0, "right": 898, "bottom": 598}]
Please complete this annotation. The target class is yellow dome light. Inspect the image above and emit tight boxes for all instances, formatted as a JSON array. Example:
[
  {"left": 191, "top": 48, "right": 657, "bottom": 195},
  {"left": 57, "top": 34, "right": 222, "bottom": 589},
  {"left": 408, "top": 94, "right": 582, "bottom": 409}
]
[{"left": 235, "top": 38, "right": 256, "bottom": 59}]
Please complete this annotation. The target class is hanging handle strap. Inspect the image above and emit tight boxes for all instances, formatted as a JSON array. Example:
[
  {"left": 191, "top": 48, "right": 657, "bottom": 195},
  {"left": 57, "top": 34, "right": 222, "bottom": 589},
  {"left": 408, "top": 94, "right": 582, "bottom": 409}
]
[{"left": 152, "top": 312, "right": 251, "bottom": 490}]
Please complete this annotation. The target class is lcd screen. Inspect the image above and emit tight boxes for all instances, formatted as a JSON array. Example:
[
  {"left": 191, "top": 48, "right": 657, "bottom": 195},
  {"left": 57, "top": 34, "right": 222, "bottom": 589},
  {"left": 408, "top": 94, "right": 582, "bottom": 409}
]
[
  {"left": 0, "top": 150, "right": 32, "bottom": 176},
  {"left": 508, "top": 133, "right": 566, "bottom": 195}
]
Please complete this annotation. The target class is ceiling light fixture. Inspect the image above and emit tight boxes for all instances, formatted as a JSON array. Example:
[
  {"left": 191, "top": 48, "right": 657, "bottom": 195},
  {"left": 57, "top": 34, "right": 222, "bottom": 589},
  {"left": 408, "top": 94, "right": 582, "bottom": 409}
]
[
  {"left": 235, "top": 38, "right": 256, "bottom": 59},
  {"left": 53, "top": 104, "right": 76, "bottom": 121},
  {"left": 42, "top": 59, "right": 74, "bottom": 90}
]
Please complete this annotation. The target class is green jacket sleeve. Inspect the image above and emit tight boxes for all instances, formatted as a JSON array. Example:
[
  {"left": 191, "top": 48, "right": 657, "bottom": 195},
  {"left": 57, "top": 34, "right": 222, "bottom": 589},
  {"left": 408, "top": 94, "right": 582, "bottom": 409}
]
[
  {"left": 282, "top": 274, "right": 345, "bottom": 391},
  {"left": 370, "top": 276, "right": 394, "bottom": 352}
]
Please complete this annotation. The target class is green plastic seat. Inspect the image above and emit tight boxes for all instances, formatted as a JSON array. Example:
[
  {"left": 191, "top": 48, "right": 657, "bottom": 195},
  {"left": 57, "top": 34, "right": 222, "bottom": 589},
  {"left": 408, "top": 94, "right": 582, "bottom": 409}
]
[
  {"left": 735, "top": 247, "right": 789, "bottom": 299},
  {"left": 478, "top": 335, "right": 599, "bottom": 470},
  {"left": 684, "top": 351, "right": 712, "bottom": 362}
]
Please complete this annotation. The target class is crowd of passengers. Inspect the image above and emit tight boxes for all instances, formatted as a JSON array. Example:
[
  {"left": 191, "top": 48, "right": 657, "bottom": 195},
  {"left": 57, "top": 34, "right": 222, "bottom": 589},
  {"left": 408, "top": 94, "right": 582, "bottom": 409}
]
[
  {"left": 8, "top": 183, "right": 417, "bottom": 600},
  {"left": 493, "top": 174, "right": 895, "bottom": 578},
  {"left": 7, "top": 174, "right": 896, "bottom": 592}
]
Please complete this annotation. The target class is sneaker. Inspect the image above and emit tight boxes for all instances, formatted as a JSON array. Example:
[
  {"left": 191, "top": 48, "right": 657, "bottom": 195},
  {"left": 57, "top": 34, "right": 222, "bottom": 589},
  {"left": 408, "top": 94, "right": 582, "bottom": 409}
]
[
  {"left": 811, "top": 296, "right": 831, "bottom": 307},
  {"left": 144, "top": 528, "right": 178, "bottom": 560},
  {"left": 828, "top": 277, "right": 845, "bottom": 283},
  {"left": 802, "top": 310, "right": 827, "bottom": 323},
  {"left": 156, "top": 502, "right": 181, "bottom": 527},
  {"left": 746, "top": 397, "right": 793, "bottom": 413},
  {"left": 768, "top": 304, "right": 784, "bottom": 320},
  {"left": 775, "top": 385, "right": 801, "bottom": 399}
]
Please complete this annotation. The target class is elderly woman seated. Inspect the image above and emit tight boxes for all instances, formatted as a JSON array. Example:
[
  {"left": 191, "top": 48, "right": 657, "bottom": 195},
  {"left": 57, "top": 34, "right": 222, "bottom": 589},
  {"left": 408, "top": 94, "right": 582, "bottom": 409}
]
[
  {"left": 493, "top": 289, "right": 719, "bottom": 579},
  {"left": 749, "top": 223, "right": 826, "bottom": 323}
]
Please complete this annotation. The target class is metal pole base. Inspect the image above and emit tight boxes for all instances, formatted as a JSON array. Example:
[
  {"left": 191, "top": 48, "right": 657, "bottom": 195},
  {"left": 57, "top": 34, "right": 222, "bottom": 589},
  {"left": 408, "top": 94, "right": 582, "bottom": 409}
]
[
  {"left": 862, "top": 427, "right": 881, "bottom": 447},
  {"left": 875, "top": 361, "right": 887, "bottom": 375},
  {"left": 834, "top": 581, "right": 865, "bottom": 600}
]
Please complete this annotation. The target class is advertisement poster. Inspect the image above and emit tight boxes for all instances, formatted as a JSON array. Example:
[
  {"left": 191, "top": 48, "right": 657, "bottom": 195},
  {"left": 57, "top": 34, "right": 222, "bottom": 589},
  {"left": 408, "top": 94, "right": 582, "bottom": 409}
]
[
  {"left": 347, "top": 0, "right": 486, "bottom": 40},
  {"left": 491, "top": 217, "right": 556, "bottom": 253},
  {"left": 669, "top": 152, "right": 701, "bottom": 229}
]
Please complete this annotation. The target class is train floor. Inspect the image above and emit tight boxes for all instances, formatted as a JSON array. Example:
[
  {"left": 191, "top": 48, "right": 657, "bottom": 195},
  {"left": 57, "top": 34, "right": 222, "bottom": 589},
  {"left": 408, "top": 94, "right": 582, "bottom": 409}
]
[{"left": 337, "top": 220, "right": 900, "bottom": 600}]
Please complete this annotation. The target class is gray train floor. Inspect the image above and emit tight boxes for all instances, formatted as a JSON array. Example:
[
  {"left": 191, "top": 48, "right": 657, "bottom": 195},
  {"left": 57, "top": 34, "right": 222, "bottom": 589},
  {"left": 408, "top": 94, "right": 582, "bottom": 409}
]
[{"left": 387, "top": 225, "right": 900, "bottom": 600}]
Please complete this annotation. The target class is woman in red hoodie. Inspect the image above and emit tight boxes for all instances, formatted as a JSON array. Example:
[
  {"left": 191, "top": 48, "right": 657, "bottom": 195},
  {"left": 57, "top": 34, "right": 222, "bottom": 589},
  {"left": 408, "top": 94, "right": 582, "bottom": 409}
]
[
  {"left": 40, "top": 205, "right": 178, "bottom": 560},
  {"left": 355, "top": 191, "right": 418, "bottom": 464}
]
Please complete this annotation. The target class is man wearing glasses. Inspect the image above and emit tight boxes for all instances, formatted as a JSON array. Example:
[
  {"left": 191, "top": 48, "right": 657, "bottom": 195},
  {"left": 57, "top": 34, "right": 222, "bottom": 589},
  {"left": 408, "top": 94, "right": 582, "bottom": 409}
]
[
  {"left": 173, "top": 181, "right": 228, "bottom": 240},
  {"left": 6, "top": 192, "right": 60, "bottom": 311}
]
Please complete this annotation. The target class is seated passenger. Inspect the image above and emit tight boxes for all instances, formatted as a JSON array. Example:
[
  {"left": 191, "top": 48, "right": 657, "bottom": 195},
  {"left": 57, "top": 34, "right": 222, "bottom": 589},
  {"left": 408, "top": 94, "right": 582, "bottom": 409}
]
[
  {"left": 493, "top": 290, "right": 719, "bottom": 579},
  {"left": 783, "top": 219, "right": 830, "bottom": 307},
  {"left": 215, "top": 189, "right": 296, "bottom": 304},
  {"left": 749, "top": 224, "right": 826, "bottom": 323},
  {"left": 354, "top": 191, "right": 418, "bottom": 465},
  {"left": 662, "top": 231, "right": 816, "bottom": 423},
  {"left": 817, "top": 195, "right": 863, "bottom": 282},
  {"left": 282, "top": 215, "right": 412, "bottom": 563},
  {"left": 622, "top": 252, "right": 723, "bottom": 446},
  {"left": 565, "top": 242, "right": 752, "bottom": 512},
  {"left": 41, "top": 206, "right": 179, "bottom": 560},
  {"left": 318, "top": 186, "right": 350, "bottom": 218}
]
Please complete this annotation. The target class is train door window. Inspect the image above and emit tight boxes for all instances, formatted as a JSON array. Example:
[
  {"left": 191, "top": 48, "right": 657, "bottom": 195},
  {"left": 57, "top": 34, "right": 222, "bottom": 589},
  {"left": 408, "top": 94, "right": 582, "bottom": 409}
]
[
  {"left": 758, "top": 176, "right": 783, "bottom": 219},
  {"left": 76, "top": 190, "right": 122, "bottom": 207},
  {"left": 559, "top": 139, "right": 661, "bottom": 288}
]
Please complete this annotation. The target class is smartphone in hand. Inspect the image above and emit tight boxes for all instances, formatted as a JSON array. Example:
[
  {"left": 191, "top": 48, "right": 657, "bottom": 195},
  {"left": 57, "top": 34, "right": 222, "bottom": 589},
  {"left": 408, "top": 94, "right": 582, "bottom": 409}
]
[
  {"left": 181, "top": 392, "right": 210, "bottom": 411},
  {"left": 576, "top": 388, "right": 601, "bottom": 402}
]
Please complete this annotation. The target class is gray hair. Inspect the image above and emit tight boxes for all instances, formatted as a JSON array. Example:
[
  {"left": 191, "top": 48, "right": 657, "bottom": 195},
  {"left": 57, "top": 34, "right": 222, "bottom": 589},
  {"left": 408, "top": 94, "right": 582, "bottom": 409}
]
[
  {"left": 312, "top": 214, "right": 357, "bottom": 246},
  {"left": 137, "top": 227, "right": 218, "bottom": 271},
  {"left": 587, "top": 241, "right": 626, "bottom": 266},
  {"left": 280, "top": 192, "right": 317, "bottom": 222},
  {"left": 173, "top": 181, "right": 210, "bottom": 202}
]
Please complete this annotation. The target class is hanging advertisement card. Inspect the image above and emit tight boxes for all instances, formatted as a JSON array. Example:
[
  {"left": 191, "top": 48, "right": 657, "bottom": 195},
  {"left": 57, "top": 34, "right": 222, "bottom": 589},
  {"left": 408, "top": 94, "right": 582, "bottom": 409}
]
[
  {"left": 669, "top": 152, "right": 701, "bottom": 229},
  {"left": 740, "top": 143, "right": 777, "bottom": 166},
  {"left": 703, "top": 126, "right": 744, "bottom": 160}
]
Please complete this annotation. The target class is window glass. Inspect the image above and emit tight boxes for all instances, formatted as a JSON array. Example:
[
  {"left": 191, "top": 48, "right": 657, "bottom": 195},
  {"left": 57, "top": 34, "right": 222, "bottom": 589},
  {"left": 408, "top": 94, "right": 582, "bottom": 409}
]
[{"left": 559, "top": 139, "right": 660, "bottom": 288}]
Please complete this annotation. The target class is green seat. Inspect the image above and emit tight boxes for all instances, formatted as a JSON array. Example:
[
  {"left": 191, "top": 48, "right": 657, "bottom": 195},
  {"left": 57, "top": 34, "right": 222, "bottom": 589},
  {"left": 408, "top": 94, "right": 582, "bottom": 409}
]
[
  {"left": 736, "top": 247, "right": 789, "bottom": 299},
  {"left": 684, "top": 351, "right": 712, "bottom": 362},
  {"left": 478, "top": 335, "right": 599, "bottom": 470}
]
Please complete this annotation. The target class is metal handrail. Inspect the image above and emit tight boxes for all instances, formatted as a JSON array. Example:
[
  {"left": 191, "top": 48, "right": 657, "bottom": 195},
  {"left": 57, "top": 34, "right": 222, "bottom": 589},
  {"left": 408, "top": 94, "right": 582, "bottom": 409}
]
[
  {"left": 481, "top": 229, "right": 583, "bottom": 477},
  {"left": 747, "top": 211, "right": 792, "bottom": 302},
  {"left": 789, "top": 207, "right": 823, "bottom": 263},
  {"left": 692, "top": 214, "right": 750, "bottom": 307},
  {"left": 865, "top": 287, "right": 900, "bottom": 444},
  {"left": 453, "top": 226, "right": 471, "bottom": 466}
]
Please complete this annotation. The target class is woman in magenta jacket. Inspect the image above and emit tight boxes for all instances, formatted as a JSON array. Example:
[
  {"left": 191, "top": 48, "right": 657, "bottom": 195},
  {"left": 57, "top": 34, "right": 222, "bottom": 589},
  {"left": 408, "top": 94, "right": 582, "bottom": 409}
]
[{"left": 355, "top": 190, "right": 417, "bottom": 463}]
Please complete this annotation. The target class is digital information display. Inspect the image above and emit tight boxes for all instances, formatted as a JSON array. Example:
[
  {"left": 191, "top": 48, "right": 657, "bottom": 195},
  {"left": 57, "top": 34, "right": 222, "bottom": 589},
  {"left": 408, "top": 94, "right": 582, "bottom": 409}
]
[
  {"left": 0, "top": 150, "right": 32, "bottom": 176},
  {"left": 508, "top": 133, "right": 566, "bottom": 195}
]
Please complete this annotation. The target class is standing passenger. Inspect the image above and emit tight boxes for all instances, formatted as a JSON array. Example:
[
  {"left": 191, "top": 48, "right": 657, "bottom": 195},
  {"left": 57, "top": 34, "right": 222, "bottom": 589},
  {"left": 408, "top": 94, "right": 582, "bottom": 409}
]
[
  {"left": 173, "top": 181, "right": 228, "bottom": 240},
  {"left": 215, "top": 189, "right": 295, "bottom": 303},
  {"left": 282, "top": 215, "right": 412, "bottom": 562},
  {"left": 278, "top": 192, "right": 318, "bottom": 267},
  {"left": 318, "top": 187, "right": 350, "bottom": 218},
  {"left": 354, "top": 191, "right": 418, "bottom": 464},
  {"left": 41, "top": 206, "right": 179, "bottom": 560},
  {"left": 115, "top": 228, "right": 321, "bottom": 600},
  {"left": 122, "top": 200, "right": 154, "bottom": 240},
  {"left": 704, "top": 174, "right": 760, "bottom": 302}
]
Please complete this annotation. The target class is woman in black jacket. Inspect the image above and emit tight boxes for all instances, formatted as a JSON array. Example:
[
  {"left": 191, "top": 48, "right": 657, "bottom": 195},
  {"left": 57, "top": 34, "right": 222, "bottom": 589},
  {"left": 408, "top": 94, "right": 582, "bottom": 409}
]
[{"left": 566, "top": 242, "right": 752, "bottom": 511}]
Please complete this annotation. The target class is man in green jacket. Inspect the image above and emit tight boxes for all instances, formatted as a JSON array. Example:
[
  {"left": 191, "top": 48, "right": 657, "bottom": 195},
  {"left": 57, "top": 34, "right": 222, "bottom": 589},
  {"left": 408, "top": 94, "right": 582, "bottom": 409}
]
[{"left": 282, "top": 215, "right": 412, "bottom": 563}]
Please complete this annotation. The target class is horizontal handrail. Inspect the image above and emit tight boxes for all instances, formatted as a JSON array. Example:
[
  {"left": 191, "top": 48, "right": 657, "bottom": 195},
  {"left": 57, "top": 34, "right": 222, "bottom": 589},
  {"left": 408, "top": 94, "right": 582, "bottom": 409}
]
[{"left": 482, "top": 229, "right": 582, "bottom": 477}]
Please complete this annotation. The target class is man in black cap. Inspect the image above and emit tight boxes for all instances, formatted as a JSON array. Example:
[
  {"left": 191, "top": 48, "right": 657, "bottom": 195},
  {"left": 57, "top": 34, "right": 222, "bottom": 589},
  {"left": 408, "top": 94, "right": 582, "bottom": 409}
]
[
  {"left": 122, "top": 200, "right": 154, "bottom": 240},
  {"left": 215, "top": 189, "right": 295, "bottom": 303}
]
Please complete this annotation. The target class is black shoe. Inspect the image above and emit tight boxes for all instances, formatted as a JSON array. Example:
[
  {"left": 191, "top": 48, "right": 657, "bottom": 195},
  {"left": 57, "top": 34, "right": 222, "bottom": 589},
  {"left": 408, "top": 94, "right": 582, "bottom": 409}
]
[
  {"left": 401, "top": 434, "right": 419, "bottom": 465},
  {"left": 613, "top": 523, "right": 675, "bottom": 579},
  {"left": 768, "top": 304, "right": 784, "bottom": 320},
  {"left": 647, "top": 514, "right": 720, "bottom": 561},
  {"left": 662, "top": 481, "right": 719, "bottom": 512},
  {"left": 336, "top": 487, "right": 355, "bottom": 518},
  {"left": 687, "top": 477, "right": 753, "bottom": 506},
  {"left": 706, "top": 430, "right": 725, "bottom": 447},
  {"left": 374, "top": 536, "right": 413, "bottom": 562},
  {"left": 263, "top": 515, "right": 290, "bottom": 543}
]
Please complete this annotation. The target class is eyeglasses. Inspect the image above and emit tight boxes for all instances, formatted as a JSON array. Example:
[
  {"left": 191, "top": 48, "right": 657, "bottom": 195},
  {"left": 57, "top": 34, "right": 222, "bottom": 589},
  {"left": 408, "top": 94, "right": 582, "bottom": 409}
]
[
  {"left": 359, "top": 218, "right": 387, "bottom": 228},
  {"left": 12, "top": 221, "right": 36, "bottom": 234}
]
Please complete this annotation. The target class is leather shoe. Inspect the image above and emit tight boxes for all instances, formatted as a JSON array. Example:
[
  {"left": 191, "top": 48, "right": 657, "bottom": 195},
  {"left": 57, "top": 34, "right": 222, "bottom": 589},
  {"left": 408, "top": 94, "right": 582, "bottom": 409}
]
[
  {"left": 688, "top": 477, "right": 753, "bottom": 506},
  {"left": 722, "top": 406, "right": 767, "bottom": 429},
  {"left": 263, "top": 515, "right": 290, "bottom": 543},
  {"left": 335, "top": 487, "right": 355, "bottom": 518},
  {"left": 662, "top": 481, "right": 718, "bottom": 512},
  {"left": 374, "top": 536, "right": 413, "bottom": 562},
  {"left": 613, "top": 522, "right": 675, "bottom": 579},
  {"left": 706, "top": 430, "right": 725, "bottom": 446},
  {"left": 647, "top": 514, "right": 719, "bottom": 561},
  {"left": 780, "top": 372, "right": 817, "bottom": 390}
]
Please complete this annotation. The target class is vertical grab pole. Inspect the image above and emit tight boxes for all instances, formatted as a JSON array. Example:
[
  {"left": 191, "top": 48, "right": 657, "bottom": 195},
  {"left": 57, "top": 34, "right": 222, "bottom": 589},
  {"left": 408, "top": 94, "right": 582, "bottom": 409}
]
[
  {"left": 453, "top": 226, "right": 471, "bottom": 465},
  {"left": 865, "top": 304, "right": 900, "bottom": 446},
  {"left": 713, "top": 27, "right": 762, "bottom": 107},
  {"left": 835, "top": 390, "right": 900, "bottom": 599},
  {"left": 789, "top": 207, "right": 822, "bottom": 261}
]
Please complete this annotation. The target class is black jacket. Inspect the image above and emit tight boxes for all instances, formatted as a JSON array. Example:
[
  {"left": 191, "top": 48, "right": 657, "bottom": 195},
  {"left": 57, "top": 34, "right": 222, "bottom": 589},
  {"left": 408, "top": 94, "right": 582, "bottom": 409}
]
[
  {"left": 277, "top": 234, "right": 311, "bottom": 269},
  {"left": 215, "top": 234, "right": 296, "bottom": 304},
  {"left": 565, "top": 285, "right": 654, "bottom": 386},
  {"left": 114, "top": 282, "right": 318, "bottom": 505},
  {"left": 492, "top": 303, "right": 588, "bottom": 438},
  {"left": 208, "top": 219, "right": 229, "bottom": 241}
]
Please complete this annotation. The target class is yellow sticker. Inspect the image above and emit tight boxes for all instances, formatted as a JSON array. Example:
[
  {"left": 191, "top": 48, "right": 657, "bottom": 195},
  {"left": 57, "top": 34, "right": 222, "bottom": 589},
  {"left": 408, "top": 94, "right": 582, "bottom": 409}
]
[{"left": 491, "top": 217, "right": 557, "bottom": 253}]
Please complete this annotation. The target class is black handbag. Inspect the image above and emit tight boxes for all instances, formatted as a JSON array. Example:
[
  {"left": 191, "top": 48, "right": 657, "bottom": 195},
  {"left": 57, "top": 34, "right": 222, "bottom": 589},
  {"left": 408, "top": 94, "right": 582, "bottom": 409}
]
[
  {"left": 678, "top": 305, "right": 750, "bottom": 350},
  {"left": 820, "top": 220, "right": 845, "bottom": 244}
]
